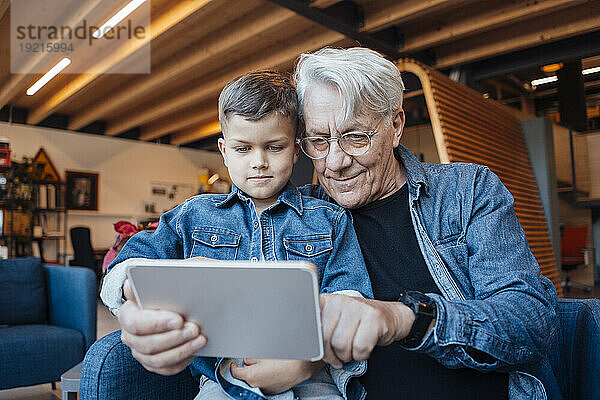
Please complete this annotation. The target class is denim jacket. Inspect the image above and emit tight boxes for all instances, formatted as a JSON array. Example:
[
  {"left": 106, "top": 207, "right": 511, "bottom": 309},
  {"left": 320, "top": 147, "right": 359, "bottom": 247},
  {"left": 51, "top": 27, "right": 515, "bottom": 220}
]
[
  {"left": 302, "top": 145, "right": 559, "bottom": 400},
  {"left": 104, "top": 182, "right": 373, "bottom": 400}
]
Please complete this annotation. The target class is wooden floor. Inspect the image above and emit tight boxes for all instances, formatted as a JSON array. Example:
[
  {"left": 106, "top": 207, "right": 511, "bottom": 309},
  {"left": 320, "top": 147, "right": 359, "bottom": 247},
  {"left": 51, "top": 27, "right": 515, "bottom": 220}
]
[{"left": 0, "top": 302, "right": 120, "bottom": 400}]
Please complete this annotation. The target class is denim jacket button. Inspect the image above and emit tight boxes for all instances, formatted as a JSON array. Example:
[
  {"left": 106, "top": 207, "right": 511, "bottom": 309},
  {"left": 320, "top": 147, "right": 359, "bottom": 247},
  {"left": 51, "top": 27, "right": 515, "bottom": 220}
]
[
  {"left": 210, "top": 235, "right": 218, "bottom": 243},
  {"left": 305, "top": 244, "right": 313, "bottom": 252},
  {"left": 457, "top": 255, "right": 465, "bottom": 263},
  {"left": 253, "top": 221, "right": 259, "bottom": 229},
  {"left": 251, "top": 257, "right": 258, "bottom": 263}
]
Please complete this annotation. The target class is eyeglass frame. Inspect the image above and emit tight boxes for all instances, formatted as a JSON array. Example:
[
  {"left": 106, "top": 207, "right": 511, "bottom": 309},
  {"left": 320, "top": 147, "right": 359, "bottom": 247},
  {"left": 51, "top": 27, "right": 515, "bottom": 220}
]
[{"left": 296, "top": 116, "right": 386, "bottom": 160}]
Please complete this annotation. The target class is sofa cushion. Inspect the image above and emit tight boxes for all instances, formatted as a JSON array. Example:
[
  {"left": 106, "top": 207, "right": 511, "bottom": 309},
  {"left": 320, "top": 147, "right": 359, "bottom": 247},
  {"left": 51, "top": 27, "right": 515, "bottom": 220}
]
[
  {"left": 0, "top": 324, "right": 85, "bottom": 389},
  {"left": 0, "top": 257, "right": 47, "bottom": 325}
]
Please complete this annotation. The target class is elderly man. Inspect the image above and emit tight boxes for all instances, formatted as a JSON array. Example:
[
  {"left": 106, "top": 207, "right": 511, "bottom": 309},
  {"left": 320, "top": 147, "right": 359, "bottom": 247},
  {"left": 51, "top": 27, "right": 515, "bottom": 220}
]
[
  {"left": 292, "top": 47, "right": 558, "bottom": 399},
  {"left": 112, "top": 48, "right": 558, "bottom": 399}
]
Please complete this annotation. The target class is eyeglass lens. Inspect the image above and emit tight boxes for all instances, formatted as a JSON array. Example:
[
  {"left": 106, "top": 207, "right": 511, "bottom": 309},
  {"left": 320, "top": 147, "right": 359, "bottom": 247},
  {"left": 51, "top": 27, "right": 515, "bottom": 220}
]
[{"left": 301, "top": 132, "right": 371, "bottom": 158}]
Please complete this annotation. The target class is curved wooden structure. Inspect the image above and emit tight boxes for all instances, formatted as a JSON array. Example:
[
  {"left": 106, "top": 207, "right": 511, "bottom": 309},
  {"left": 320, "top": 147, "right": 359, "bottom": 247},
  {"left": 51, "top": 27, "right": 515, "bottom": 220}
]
[{"left": 397, "top": 59, "right": 562, "bottom": 295}]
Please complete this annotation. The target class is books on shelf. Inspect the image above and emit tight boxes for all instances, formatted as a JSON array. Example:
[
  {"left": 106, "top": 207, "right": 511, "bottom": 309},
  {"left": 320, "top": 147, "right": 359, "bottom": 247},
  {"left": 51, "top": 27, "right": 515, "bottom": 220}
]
[
  {"left": 47, "top": 185, "right": 56, "bottom": 209},
  {"left": 39, "top": 213, "right": 62, "bottom": 235},
  {"left": 36, "top": 184, "right": 63, "bottom": 209},
  {"left": 38, "top": 184, "right": 47, "bottom": 208},
  {"left": 56, "top": 185, "right": 65, "bottom": 208}
]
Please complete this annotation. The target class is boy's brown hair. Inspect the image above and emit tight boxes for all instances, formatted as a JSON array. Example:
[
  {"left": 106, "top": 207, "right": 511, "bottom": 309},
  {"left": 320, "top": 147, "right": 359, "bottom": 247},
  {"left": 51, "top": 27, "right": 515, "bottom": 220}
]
[{"left": 218, "top": 71, "right": 301, "bottom": 136}]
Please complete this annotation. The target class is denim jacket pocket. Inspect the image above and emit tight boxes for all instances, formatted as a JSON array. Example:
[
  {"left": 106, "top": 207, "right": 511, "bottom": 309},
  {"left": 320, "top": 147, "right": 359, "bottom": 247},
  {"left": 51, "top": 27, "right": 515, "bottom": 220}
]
[
  {"left": 436, "top": 243, "right": 468, "bottom": 265},
  {"left": 191, "top": 227, "right": 241, "bottom": 260},
  {"left": 433, "top": 232, "right": 464, "bottom": 248},
  {"left": 283, "top": 234, "right": 332, "bottom": 267}
]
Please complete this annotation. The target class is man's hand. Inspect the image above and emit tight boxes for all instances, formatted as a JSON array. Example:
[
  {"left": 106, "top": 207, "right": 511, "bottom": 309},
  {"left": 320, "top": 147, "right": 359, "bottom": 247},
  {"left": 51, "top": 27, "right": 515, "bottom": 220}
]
[
  {"left": 319, "top": 293, "right": 416, "bottom": 368},
  {"left": 118, "top": 279, "right": 207, "bottom": 375},
  {"left": 230, "top": 359, "right": 323, "bottom": 394}
]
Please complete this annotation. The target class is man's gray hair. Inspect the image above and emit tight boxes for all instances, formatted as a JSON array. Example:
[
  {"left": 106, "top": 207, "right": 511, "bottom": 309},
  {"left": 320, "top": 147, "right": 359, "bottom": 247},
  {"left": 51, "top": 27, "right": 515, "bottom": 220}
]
[{"left": 294, "top": 47, "right": 405, "bottom": 123}]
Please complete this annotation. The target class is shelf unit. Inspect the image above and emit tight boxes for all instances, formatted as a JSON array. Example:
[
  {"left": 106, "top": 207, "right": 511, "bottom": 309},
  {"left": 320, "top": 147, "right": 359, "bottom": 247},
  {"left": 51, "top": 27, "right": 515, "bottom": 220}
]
[
  {"left": 0, "top": 177, "right": 35, "bottom": 258},
  {"left": 0, "top": 176, "right": 67, "bottom": 262},
  {"left": 32, "top": 182, "right": 67, "bottom": 264}
]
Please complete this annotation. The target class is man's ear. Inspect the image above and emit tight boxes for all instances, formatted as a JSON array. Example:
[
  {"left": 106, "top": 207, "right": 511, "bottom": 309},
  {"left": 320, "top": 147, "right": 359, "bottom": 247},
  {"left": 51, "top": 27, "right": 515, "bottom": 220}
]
[
  {"left": 391, "top": 108, "right": 405, "bottom": 148},
  {"left": 217, "top": 138, "right": 228, "bottom": 167}
]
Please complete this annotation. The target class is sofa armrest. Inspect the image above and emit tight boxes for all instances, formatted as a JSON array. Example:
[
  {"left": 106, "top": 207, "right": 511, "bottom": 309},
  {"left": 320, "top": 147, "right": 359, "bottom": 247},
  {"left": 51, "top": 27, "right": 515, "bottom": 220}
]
[
  {"left": 80, "top": 331, "right": 198, "bottom": 400},
  {"left": 551, "top": 298, "right": 600, "bottom": 399},
  {"left": 44, "top": 264, "right": 97, "bottom": 350}
]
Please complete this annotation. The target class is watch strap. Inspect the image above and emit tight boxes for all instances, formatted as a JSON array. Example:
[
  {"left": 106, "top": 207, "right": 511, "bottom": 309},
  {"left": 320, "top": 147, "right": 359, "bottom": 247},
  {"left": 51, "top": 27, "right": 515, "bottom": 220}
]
[{"left": 398, "top": 291, "right": 436, "bottom": 348}]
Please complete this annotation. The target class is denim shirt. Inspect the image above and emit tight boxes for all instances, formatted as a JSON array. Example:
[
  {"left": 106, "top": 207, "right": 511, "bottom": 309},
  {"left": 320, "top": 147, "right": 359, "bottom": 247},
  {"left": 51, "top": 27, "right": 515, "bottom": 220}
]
[
  {"left": 106, "top": 182, "right": 373, "bottom": 400},
  {"left": 302, "top": 145, "right": 559, "bottom": 400}
]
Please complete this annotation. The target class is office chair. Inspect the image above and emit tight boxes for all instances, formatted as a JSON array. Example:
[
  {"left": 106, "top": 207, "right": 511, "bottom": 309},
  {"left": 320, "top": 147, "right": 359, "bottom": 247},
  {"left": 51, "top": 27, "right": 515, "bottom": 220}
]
[
  {"left": 560, "top": 225, "right": 593, "bottom": 293},
  {"left": 70, "top": 227, "right": 98, "bottom": 271}
]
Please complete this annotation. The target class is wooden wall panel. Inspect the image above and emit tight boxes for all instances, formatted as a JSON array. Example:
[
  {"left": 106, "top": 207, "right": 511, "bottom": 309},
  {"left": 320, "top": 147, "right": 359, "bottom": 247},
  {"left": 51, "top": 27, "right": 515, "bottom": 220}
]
[{"left": 397, "top": 59, "right": 562, "bottom": 296}]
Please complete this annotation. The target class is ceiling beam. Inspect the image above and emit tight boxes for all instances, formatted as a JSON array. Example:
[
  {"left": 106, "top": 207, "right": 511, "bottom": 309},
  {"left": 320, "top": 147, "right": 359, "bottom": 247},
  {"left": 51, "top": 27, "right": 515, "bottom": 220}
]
[
  {"left": 466, "top": 30, "right": 600, "bottom": 82},
  {"left": 171, "top": 120, "right": 222, "bottom": 145},
  {"left": 363, "top": 0, "right": 474, "bottom": 32},
  {"left": 26, "top": 0, "right": 213, "bottom": 125},
  {"left": 0, "top": 0, "right": 10, "bottom": 20},
  {"left": 69, "top": 5, "right": 296, "bottom": 131},
  {"left": 402, "top": 0, "right": 585, "bottom": 53},
  {"left": 310, "top": 0, "right": 342, "bottom": 8},
  {"left": 0, "top": 0, "right": 106, "bottom": 109},
  {"left": 105, "top": 29, "right": 345, "bottom": 136},
  {"left": 139, "top": 108, "right": 216, "bottom": 141},
  {"left": 267, "top": 0, "right": 403, "bottom": 59},
  {"left": 434, "top": 2, "right": 600, "bottom": 69},
  {"left": 486, "top": 78, "right": 526, "bottom": 97}
]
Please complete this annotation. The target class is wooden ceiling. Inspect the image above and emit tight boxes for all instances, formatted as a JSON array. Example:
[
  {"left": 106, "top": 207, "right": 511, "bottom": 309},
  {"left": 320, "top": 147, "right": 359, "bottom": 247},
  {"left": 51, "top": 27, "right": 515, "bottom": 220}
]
[{"left": 1, "top": 0, "right": 599, "bottom": 149}]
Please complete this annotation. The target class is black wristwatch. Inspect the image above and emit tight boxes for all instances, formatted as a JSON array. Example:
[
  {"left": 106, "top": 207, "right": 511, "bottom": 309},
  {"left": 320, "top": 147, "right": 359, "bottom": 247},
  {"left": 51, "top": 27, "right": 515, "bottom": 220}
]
[{"left": 398, "top": 290, "right": 437, "bottom": 348}]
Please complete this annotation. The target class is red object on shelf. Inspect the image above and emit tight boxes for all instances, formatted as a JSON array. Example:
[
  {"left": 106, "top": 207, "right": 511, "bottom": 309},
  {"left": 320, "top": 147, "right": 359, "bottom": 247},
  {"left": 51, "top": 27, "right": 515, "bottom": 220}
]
[{"left": 0, "top": 149, "right": 11, "bottom": 167}]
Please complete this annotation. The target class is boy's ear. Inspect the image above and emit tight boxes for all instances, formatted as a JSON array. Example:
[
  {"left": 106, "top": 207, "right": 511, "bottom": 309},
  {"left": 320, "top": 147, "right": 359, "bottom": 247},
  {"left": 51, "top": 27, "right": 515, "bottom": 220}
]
[{"left": 217, "top": 138, "right": 228, "bottom": 167}]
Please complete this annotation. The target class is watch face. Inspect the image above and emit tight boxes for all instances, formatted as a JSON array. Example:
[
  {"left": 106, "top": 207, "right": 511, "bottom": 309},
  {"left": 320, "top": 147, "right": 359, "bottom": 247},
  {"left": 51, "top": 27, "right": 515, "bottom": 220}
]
[
  {"left": 403, "top": 291, "right": 436, "bottom": 318},
  {"left": 406, "top": 290, "right": 433, "bottom": 304}
]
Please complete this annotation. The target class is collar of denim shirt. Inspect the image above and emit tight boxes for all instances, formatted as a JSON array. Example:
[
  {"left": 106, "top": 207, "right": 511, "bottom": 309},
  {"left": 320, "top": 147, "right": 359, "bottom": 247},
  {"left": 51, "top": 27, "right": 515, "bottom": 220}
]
[
  {"left": 215, "top": 181, "right": 304, "bottom": 215},
  {"left": 394, "top": 144, "right": 431, "bottom": 201}
]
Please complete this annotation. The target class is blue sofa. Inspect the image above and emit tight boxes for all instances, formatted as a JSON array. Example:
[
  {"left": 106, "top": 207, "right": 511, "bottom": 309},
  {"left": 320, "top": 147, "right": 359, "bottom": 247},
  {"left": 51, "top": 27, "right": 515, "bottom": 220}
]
[
  {"left": 80, "top": 298, "right": 600, "bottom": 400},
  {"left": 0, "top": 257, "right": 97, "bottom": 390}
]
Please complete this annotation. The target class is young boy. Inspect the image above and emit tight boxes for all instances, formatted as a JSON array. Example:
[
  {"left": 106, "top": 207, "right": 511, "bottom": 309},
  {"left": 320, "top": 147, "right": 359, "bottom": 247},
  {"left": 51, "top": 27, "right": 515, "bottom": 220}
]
[{"left": 100, "top": 71, "right": 372, "bottom": 400}]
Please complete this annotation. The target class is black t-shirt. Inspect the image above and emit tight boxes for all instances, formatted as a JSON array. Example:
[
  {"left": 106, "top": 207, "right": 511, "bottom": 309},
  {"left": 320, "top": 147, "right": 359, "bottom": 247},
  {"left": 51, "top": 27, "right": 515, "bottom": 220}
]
[{"left": 351, "top": 184, "right": 508, "bottom": 399}]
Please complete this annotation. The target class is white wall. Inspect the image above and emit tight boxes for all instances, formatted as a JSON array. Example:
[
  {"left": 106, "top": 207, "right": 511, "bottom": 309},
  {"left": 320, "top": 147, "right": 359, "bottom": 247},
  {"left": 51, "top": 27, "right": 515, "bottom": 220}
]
[{"left": 0, "top": 122, "right": 226, "bottom": 259}]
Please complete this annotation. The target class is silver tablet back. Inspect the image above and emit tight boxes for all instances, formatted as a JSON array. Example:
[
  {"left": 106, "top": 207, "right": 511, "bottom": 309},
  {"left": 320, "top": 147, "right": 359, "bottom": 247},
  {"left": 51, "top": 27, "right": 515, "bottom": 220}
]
[{"left": 126, "top": 259, "right": 323, "bottom": 361}]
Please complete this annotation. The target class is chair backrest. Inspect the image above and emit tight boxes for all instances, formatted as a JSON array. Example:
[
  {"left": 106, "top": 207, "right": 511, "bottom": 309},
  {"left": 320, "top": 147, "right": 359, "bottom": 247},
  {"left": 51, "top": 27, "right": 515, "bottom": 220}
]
[
  {"left": 550, "top": 298, "right": 600, "bottom": 400},
  {"left": 70, "top": 226, "right": 96, "bottom": 269},
  {"left": 560, "top": 225, "right": 589, "bottom": 263}
]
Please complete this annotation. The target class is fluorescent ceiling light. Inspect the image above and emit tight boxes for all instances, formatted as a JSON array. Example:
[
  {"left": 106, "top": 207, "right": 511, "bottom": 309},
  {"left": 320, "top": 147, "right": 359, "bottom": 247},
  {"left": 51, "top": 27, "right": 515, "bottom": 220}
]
[
  {"left": 93, "top": 0, "right": 147, "bottom": 39},
  {"left": 583, "top": 66, "right": 600, "bottom": 75},
  {"left": 531, "top": 76, "right": 558, "bottom": 86},
  {"left": 26, "top": 58, "right": 71, "bottom": 96},
  {"left": 531, "top": 66, "right": 600, "bottom": 87}
]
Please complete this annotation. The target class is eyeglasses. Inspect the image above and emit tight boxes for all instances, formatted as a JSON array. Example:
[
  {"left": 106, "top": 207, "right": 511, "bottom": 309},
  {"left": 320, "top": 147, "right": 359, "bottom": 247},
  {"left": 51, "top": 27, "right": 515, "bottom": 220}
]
[{"left": 297, "top": 117, "right": 385, "bottom": 160}]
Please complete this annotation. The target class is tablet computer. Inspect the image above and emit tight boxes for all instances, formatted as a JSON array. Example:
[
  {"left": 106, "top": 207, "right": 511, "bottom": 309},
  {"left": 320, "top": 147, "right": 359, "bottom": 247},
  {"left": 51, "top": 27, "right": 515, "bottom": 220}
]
[{"left": 125, "top": 259, "right": 324, "bottom": 361}]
